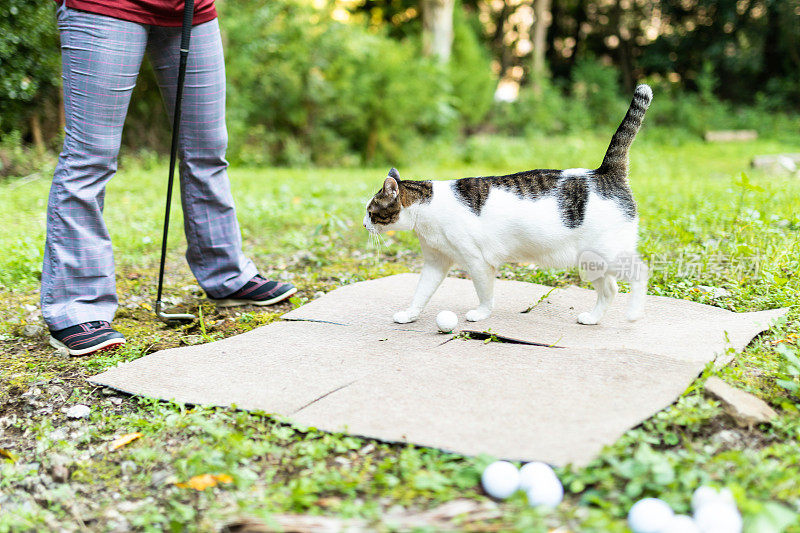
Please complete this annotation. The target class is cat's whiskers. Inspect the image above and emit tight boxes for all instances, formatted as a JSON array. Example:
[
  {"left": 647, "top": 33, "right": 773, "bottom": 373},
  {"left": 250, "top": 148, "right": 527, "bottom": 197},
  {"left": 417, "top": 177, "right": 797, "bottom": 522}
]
[{"left": 366, "top": 230, "right": 380, "bottom": 256}]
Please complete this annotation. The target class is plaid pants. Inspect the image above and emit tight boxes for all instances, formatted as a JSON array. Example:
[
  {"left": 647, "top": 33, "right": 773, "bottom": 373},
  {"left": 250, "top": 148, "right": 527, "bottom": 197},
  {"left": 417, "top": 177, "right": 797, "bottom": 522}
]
[{"left": 41, "top": 5, "right": 257, "bottom": 330}]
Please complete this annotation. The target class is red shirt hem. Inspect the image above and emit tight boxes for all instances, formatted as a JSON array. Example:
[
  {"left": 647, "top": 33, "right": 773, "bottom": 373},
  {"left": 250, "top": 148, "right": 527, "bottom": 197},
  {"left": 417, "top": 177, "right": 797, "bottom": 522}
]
[{"left": 62, "top": 0, "right": 217, "bottom": 27}]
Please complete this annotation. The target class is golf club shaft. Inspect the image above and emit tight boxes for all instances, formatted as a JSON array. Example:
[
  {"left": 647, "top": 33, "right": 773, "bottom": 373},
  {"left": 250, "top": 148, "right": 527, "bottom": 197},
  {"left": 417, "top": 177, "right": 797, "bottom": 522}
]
[{"left": 155, "top": 0, "right": 196, "bottom": 319}]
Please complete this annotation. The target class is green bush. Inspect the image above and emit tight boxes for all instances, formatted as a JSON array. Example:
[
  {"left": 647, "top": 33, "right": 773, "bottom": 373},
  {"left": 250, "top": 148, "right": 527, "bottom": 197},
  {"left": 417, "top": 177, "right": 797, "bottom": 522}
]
[
  {"left": 491, "top": 58, "right": 800, "bottom": 143},
  {"left": 490, "top": 58, "right": 629, "bottom": 136},
  {"left": 448, "top": 3, "right": 496, "bottom": 130},
  {"left": 491, "top": 77, "right": 591, "bottom": 136},
  {"left": 647, "top": 90, "right": 726, "bottom": 136},
  {"left": 641, "top": 77, "right": 800, "bottom": 140},
  {"left": 570, "top": 57, "right": 626, "bottom": 127},
  {"left": 0, "top": 131, "right": 51, "bottom": 179},
  {"left": 220, "top": 0, "right": 454, "bottom": 166},
  {"left": 0, "top": 1, "right": 60, "bottom": 136}
]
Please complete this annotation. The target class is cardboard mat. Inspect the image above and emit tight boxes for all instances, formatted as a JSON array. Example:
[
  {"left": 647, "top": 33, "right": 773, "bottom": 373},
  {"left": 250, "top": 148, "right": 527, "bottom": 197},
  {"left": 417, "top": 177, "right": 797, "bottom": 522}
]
[{"left": 90, "top": 274, "right": 786, "bottom": 466}]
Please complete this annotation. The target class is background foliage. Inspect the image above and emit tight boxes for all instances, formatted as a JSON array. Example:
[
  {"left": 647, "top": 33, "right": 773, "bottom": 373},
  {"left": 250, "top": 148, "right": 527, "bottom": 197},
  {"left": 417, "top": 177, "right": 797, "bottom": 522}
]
[
  {"left": 0, "top": 1, "right": 61, "bottom": 148},
  {"left": 1, "top": 0, "right": 799, "bottom": 170},
  {"left": 221, "top": 0, "right": 453, "bottom": 166}
]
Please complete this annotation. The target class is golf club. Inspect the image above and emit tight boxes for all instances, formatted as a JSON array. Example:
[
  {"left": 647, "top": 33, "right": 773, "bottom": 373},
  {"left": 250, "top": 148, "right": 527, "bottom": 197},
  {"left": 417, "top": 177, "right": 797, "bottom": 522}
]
[{"left": 155, "top": 0, "right": 197, "bottom": 323}]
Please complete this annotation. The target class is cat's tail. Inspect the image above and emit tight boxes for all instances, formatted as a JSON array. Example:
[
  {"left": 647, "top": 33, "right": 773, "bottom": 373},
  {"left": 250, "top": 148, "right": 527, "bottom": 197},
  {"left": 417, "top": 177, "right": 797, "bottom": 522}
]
[{"left": 597, "top": 84, "right": 653, "bottom": 179}]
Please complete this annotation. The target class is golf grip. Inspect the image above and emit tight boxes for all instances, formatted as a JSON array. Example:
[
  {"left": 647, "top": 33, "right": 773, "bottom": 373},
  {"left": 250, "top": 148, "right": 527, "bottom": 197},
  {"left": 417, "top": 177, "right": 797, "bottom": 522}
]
[
  {"left": 155, "top": 0, "right": 196, "bottom": 313},
  {"left": 181, "top": 0, "right": 194, "bottom": 52}
]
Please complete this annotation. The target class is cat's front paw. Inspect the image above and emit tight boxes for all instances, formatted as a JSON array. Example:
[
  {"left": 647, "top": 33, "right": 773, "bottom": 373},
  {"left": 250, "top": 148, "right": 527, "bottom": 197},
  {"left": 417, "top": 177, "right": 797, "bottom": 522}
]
[
  {"left": 577, "top": 312, "right": 600, "bottom": 325},
  {"left": 393, "top": 310, "right": 419, "bottom": 324},
  {"left": 465, "top": 308, "right": 491, "bottom": 322}
]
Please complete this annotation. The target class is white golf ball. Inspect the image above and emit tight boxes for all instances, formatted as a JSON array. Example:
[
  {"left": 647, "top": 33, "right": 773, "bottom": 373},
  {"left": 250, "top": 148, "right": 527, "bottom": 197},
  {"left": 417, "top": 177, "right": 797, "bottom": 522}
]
[
  {"left": 525, "top": 474, "right": 563, "bottom": 508},
  {"left": 519, "top": 461, "right": 558, "bottom": 492},
  {"left": 692, "top": 486, "right": 721, "bottom": 511},
  {"left": 717, "top": 488, "right": 736, "bottom": 507},
  {"left": 436, "top": 310, "right": 458, "bottom": 333},
  {"left": 694, "top": 501, "right": 742, "bottom": 533},
  {"left": 661, "top": 514, "right": 701, "bottom": 533},
  {"left": 481, "top": 461, "right": 520, "bottom": 499},
  {"left": 627, "top": 498, "right": 675, "bottom": 533}
]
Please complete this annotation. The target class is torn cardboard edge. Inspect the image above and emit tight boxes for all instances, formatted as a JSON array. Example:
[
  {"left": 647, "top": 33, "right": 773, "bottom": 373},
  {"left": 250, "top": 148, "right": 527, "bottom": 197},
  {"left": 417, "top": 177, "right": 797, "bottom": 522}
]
[
  {"left": 283, "top": 274, "right": 787, "bottom": 364},
  {"left": 283, "top": 315, "right": 566, "bottom": 348}
]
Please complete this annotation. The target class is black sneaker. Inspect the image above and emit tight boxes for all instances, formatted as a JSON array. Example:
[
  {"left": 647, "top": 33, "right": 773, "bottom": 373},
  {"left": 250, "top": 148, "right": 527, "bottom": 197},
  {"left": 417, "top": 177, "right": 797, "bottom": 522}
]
[
  {"left": 49, "top": 321, "right": 126, "bottom": 357},
  {"left": 210, "top": 275, "right": 297, "bottom": 307}
]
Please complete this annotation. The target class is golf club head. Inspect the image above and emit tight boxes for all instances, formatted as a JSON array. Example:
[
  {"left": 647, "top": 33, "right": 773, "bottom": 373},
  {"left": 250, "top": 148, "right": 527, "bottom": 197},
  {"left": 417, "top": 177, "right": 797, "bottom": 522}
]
[{"left": 155, "top": 300, "right": 196, "bottom": 323}]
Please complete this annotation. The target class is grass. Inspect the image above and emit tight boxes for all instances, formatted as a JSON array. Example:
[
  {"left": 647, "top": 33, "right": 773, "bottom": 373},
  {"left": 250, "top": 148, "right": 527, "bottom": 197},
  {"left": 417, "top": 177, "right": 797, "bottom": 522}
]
[{"left": 1, "top": 131, "right": 799, "bottom": 532}]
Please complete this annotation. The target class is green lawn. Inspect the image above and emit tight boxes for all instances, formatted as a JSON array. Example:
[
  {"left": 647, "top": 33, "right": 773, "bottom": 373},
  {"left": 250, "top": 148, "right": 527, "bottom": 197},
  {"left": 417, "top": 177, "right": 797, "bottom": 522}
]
[{"left": 1, "top": 132, "right": 799, "bottom": 531}]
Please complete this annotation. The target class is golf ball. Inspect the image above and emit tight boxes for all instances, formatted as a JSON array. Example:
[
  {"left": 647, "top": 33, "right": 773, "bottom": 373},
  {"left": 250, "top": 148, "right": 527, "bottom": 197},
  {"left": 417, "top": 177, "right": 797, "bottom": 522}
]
[
  {"left": 481, "top": 461, "right": 519, "bottom": 499},
  {"left": 717, "top": 488, "right": 736, "bottom": 507},
  {"left": 692, "top": 486, "right": 721, "bottom": 511},
  {"left": 525, "top": 474, "right": 563, "bottom": 508},
  {"left": 627, "top": 498, "right": 674, "bottom": 533},
  {"left": 518, "top": 461, "right": 558, "bottom": 492},
  {"left": 436, "top": 310, "right": 458, "bottom": 333},
  {"left": 694, "top": 501, "right": 742, "bottom": 533},
  {"left": 662, "top": 515, "right": 701, "bottom": 533}
]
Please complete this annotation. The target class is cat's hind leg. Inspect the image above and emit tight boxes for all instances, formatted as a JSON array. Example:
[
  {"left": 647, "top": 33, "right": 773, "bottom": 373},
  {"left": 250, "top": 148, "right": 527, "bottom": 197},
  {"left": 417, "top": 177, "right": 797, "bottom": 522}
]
[
  {"left": 577, "top": 274, "right": 618, "bottom": 325},
  {"left": 465, "top": 263, "right": 497, "bottom": 322},
  {"left": 623, "top": 258, "right": 648, "bottom": 321},
  {"left": 393, "top": 247, "right": 452, "bottom": 324}
]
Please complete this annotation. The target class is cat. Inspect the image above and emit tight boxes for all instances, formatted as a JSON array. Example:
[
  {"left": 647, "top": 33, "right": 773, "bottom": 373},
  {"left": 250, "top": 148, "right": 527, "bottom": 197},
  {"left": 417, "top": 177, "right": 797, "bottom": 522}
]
[{"left": 363, "top": 84, "right": 652, "bottom": 325}]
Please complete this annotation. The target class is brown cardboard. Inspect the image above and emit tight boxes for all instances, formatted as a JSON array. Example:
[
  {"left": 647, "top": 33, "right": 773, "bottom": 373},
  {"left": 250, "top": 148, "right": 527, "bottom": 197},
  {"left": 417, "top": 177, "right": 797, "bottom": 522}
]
[{"left": 90, "top": 275, "right": 786, "bottom": 465}]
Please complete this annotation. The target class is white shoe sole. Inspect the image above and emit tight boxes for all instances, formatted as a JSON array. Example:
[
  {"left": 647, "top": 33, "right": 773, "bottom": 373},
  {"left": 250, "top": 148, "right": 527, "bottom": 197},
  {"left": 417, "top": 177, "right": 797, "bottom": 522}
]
[
  {"left": 49, "top": 336, "right": 126, "bottom": 357},
  {"left": 212, "top": 287, "right": 297, "bottom": 308}
]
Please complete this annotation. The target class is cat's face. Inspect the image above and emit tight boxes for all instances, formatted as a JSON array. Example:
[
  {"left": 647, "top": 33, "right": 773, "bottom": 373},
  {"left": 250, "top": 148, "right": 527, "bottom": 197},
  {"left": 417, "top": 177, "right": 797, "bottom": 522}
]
[{"left": 363, "top": 170, "right": 415, "bottom": 233}]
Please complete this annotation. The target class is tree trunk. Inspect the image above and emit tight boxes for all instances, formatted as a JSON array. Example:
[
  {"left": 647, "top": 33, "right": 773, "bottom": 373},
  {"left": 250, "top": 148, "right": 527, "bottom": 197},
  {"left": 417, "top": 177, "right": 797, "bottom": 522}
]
[
  {"left": 491, "top": 1, "right": 512, "bottom": 77},
  {"left": 531, "top": 0, "right": 552, "bottom": 93},
  {"left": 421, "top": 0, "right": 455, "bottom": 63},
  {"left": 614, "top": 0, "right": 634, "bottom": 93},
  {"left": 30, "top": 113, "right": 44, "bottom": 152},
  {"left": 567, "top": 0, "right": 588, "bottom": 75},
  {"left": 365, "top": 117, "right": 378, "bottom": 163}
]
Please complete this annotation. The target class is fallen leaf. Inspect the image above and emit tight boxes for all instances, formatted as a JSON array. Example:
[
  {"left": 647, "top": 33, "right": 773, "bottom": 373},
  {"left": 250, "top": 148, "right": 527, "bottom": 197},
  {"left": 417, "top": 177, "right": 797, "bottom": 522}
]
[
  {"left": 0, "top": 448, "right": 18, "bottom": 462},
  {"left": 176, "top": 473, "right": 233, "bottom": 491},
  {"left": 385, "top": 230, "right": 396, "bottom": 236},
  {"left": 292, "top": 196, "right": 302, "bottom": 205},
  {"left": 110, "top": 432, "right": 143, "bottom": 450},
  {"left": 769, "top": 334, "right": 799, "bottom": 345}
]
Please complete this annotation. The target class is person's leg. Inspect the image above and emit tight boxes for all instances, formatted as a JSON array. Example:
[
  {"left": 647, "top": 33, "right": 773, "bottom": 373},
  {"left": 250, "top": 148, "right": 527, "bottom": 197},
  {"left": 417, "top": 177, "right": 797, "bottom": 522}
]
[
  {"left": 41, "top": 5, "right": 148, "bottom": 330},
  {"left": 147, "top": 19, "right": 257, "bottom": 298}
]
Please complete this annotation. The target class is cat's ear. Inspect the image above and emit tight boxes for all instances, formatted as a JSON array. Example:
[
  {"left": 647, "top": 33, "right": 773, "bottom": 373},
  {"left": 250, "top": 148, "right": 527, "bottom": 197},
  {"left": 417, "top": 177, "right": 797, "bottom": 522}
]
[
  {"left": 383, "top": 176, "right": 399, "bottom": 199},
  {"left": 388, "top": 168, "right": 400, "bottom": 180}
]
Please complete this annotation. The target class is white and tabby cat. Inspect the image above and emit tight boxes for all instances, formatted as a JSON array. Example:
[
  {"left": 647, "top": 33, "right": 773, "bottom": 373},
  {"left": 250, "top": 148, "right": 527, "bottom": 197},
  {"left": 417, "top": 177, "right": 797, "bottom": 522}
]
[{"left": 363, "top": 84, "right": 652, "bottom": 325}]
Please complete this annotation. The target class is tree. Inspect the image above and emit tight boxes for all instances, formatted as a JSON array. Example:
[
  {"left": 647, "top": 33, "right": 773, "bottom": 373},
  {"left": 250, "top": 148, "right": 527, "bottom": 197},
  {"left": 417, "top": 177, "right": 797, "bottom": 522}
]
[
  {"left": 531, "top": 0, "right": 552, "bottom": 92},
  {"left": 421, "top": 0, "right": 455, "bottom": 61}
]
